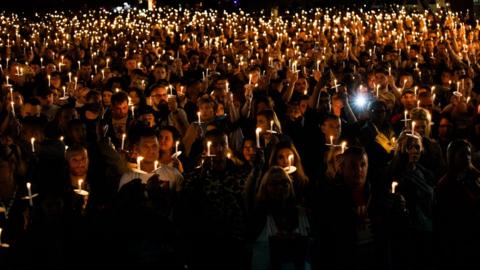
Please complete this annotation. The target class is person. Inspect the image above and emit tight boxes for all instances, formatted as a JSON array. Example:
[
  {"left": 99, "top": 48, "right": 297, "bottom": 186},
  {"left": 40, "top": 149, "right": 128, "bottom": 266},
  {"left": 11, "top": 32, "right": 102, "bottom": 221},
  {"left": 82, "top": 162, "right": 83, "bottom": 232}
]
[
  {"left": 267, "top": 140, "right": 309, "bottom": 204},
  {"left": 389, "top": 131, "right": 435, "bottom": 270},
  {"left": 175, "top": 129, "right": 252, "bottom": 270},
  {"left": 118, "top": 126, "right": 183, "bottom": 193},
  {"left": 158, "top": 125, "right": 184, "bottom": 174},
  {"left": 250, "top": 166, "right": 311, "bottom": 270},
  {"left": 434, "top": 140, "right": 480, "bottom": 269}
]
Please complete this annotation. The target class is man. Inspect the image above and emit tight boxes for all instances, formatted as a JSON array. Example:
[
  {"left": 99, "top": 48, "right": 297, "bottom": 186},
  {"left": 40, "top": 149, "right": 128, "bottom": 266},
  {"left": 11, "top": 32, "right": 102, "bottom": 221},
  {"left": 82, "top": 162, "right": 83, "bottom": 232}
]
[
  {"left": 118, "top": 127, "right": 183, "bottom": 192},
  {"left": 149, "top": 83, "right": 170, "bottom": 126},
  {"left": 105, "top": 91, "right": 133, "bottom": 148}
]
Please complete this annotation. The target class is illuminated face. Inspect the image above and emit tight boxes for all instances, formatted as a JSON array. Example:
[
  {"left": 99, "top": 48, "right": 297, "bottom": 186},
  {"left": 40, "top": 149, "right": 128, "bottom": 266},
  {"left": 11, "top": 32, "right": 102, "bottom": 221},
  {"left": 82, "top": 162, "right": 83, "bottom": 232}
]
[
  {"left": 342, "top": 153, "right": 368, "bottom": 187},
  {"left": 413, "top": 119, "right": 428, "bottom": 137},
  {"left": 321, "top": 118, "right": 341, "bottom": 141},
  {"left": 256, "top": 114, "right": 270, "bottom": 132},
  {"left": 129, "top": 91, "right": 140, "bottom": 105},
  {"left": 401, "top": 93, "right": 416, "bottom": 110},
  {"left": 102, "top": 91, "right": 113, "bottom": 107},
  {"left": 295, "top": 78, "right": 308, "bottom": 92},
  {"left": 159, "top": 130, "right": 174, "bottom": 152},
  {"left": 276, "top": 148, "right": 295, "bottom": 168},
  {"left": 406, "top": 138, "right": 422, "bottom": 164},
  {"left": 68, "top": 150, "right": 89, "bottom": 177},
  {"left": 136, "top": 136, "right": 160, "bottom": 163},
  {"left": 150, "top": 86, "right": 168, "bottom": 105},
  {"left": 242, "top": 139, "right": 256, "bottom": 162},
  {"left": 112, "top": 100, "right": 129, "bottom": 119},
  {"left": 199, "top": 102, "right": 215, "bottom": 121}
]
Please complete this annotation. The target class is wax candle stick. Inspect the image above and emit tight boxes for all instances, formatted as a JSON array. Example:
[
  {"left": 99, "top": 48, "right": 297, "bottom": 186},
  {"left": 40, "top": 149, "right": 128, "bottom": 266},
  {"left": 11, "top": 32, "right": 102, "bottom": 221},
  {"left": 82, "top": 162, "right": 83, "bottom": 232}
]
[
  {"left": 154, "top": 161, "right": 159, "bottom": 170},
  {"left": 329, "top": 135, "right": 333, "bottom": 145},
  {"left": 207, "top": 141, "right": 212, "bottom": 156},
  {"left": 255, "top": 127, "right": 262, "bottom": 148},
  {"left": 197, "top": 111, "right": 201, "bottom": 123},
  {"left": 121, "top": 133, "right": 126, "bottom": 150},
  {"left": 341, "top": 141, "right": 347, "bottom": 154},
  {"left": 137, "top": 156, "right": 144, "bottom": 171},
  {"left": 391, "top": 181, "right": 398, "bottom": 193},
  {"left": 78, "top": 179, "right": 83, "bottom": 193},
  {"left": 10, "top": 101, "right": 15, "bottom": 116},
  {"left": 412, "top": 121, "right": 416, "bottom": 135},
  {"left": 404, "top": 110, "right": 408, "bottom": 127},
  {"left": 288, "top": 154, "right": 294, "bottom": 169},
  {"left": 26, "top": 182, "right": 33, "bottom": 207},
  {"left": 175, "top": 141, "right": 180, "bottom": 154},
  {"left": 31, "top": 137, "right": 35, "bottom": 153}
]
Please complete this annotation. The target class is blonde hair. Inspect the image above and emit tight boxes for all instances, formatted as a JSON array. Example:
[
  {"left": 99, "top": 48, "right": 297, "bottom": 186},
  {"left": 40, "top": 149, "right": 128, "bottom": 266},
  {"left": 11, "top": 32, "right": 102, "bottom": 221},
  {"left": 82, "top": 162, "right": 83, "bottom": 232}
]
[{"left": 256, "top": 166, "right": 295, "bottom": 203}]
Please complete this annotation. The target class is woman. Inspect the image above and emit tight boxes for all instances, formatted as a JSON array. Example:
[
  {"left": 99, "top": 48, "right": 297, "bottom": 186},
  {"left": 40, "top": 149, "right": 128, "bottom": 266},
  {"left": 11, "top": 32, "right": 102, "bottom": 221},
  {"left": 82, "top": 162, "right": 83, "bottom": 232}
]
[
  {"left": 250, "top": 166, "right": 311, "bottom": 270},
  {"left": 268, "top": 141, "right": 309, "bottom": 204},
  {"left": 389, "top": 131, "right": 435, "bottom": 270},
  {"left": 158, "top": 126, "right": 184, "bottom": 173}
]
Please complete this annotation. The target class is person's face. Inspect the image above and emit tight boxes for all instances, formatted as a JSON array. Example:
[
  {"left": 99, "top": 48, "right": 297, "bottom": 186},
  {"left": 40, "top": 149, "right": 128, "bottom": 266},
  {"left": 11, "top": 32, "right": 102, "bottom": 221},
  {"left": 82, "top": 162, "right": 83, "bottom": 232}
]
[
  {"left": 136, "top": 136, "right": 160, "bottom": 162},
  {"left": 69, "top": 124, "right": 86, "bottom": 144},
  {"left": 204, "top": 136, "right": 227, "bottom": 160},
  {"left": 112, "top": 101, "right": 129, "bottom": 119},
  {"left": 413, "top": 119, "right": 428, "bottom": 137},
  {"left": 266, "top": 171, "right": 292, "bottom": 201},
  {"left": 401, "top": 93, "right": 416, "bottom": 110},
  {"left": 276, "top": 148, "right": 295, "bottom": 168},
  {"left": 375, "top": 72, "right": 387, "bottom": 87},
  {"left": 189, "top": 55, "right": 200, "bottom": 67},
  {"left": 42, "top": 93, "right": 54, "bottom": 106},
  {"left": 129, "top": 91, "right": 140, "bottom": 105},
  {"left": 125, "top": 59, "right": 137, "bottom": 71},
  {"left": 295, "top": 78, "right": 308, "bottom": 92},
  {"left": 158, "top": 130, "right": 174, "bottom": 152},
  {"left": 438, "top": 118, "right": 452, "bottom": 138},
  {"left": 51, "top": 76, "right": 61, "bottom": 89},
  {"left": 153, "top": 67, "right": 167, "bottom": 80},
  {"left": 199, "top": 102, "right": 214, "bottom": 121},
  {"left": 151, "top": 87, "right": 168, "bottom": 105},
  {"left": 342, "top": 153, "right": 368, "bottom": 187},
  {"left": 21, "top": 103, "right": 40, "bottom": 117},
  {"left": 68, "top": 150, "right": 88, "bottom": 177},
  {"left": 321, "top": 118, "right": 341, "bottom": 141},
  {"left": 441, "top": 72, "right": 451, "bottom": 85},
  {"left": 406, "top": 138, "right": 422, "bottom": 164},
  {"left": 242, "top": 140, "right": 256, "bottom": 162},
  {"left": 102, "top": 91, "right": 113, "bottom": 106},
  {"left": 140, "top": 113, "right": 155, "bottom": 127},
  {"left": 256, "top": 115, "right": 269, "bottom": 132}
]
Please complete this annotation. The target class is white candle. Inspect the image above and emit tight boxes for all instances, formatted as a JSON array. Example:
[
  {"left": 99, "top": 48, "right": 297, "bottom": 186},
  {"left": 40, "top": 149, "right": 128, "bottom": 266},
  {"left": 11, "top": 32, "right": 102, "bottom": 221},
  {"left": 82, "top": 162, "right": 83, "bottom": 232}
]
[
  {"left": 47, "top": 75, "right": 51, "bottom": 87},
  {"left": 404, "top": 110, "right": 408, "bottom": 127},
  {"left": 334, "top": 79, "right": 338, "bottom": 92},
  {"left": 130, "top": 105, "right": 135, "bottom": 118},
  {"left": 412, "top": 121, "right": 416, "bottom": 135},
  {"left": 316, "top": 60, "right": 320, "bottom": 71},
  {"left": 101, "top": 69, "right": 105, "bottom": 80},
  {"left": 154, "top": 160, "right": 159, "bottom": 170},
  {"left": 225, "top": 82, "right": 229, "bottom": 93},
  {"left": 175, "top": 140, "right": 180, "bottom": 153},
  {"left": 391, "top": 181, "right": 398, "bottom": 193},
  {"left": 10, "top": 101, "right": 15, "bottom": 116},
  {"left": 31, "top": 137, "right": 35, "bottom": 153},
  {"left": 288, "top": 154, "right": 294, "bottom": 168},
  {"left": 136, "top": 156, "right": 144, "bottom": 171},
  {"left": 388, "top": 67, "right": 391, "bottom": 76},
  {"left": 249, "top": 73, "right": 252, "bottom": 85},
  {"left": 329, "top": 135, "right": 333, "bottom": 145},
  {"left": 207, "top": 141, "right": 212, "bottom": 156},
  {"left": 341, "top": 141, "right": 347, "bottom": 154},
  {"left": 121, "top": 133, "right": 126, "bottom": 150},
  {"left": 78, "top": 179, "right": 83, "bottom": 192},
  {"left": 417, "top": 100, "right": 420, "bottom": 108},
  {"left": 26, "top": 182, "right": 33, "bottom": 207},
  {"left": 197, "top": 111, "right": 201, "bottom": 123},
  {"left": 255, "top": 127, "right": 262, "bottom": 148},
  {"left": 5, "top": 75, "right": 9, "bottom": 85},
  {"left": 270, "top": 120, "right": 274, "bottom": 132},
  {"left": 68, "top": 72, "right": 72, "bottom": 83},
  {"left": 77, "top": 61, "right": 81, "bottom": 70},
  {"left": 62, "top": 86, "right": 66, "bottom": 98},
  {"left": 0, "top": 227, "right": 2, "bottom": 245}
]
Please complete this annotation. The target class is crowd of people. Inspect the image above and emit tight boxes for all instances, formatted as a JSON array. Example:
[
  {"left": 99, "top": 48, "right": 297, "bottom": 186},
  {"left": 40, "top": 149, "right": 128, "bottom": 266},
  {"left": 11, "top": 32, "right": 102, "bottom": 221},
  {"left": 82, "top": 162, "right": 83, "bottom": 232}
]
[{"left": 0, "top": 4, "right": 479, "bottom": 270}]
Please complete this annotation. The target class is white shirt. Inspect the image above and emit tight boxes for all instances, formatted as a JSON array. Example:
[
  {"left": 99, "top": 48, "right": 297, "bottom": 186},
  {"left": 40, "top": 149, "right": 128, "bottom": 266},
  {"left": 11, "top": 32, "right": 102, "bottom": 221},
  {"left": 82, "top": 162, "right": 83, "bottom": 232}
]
[{"left": 118, "top": 165, "right": 183, "bottom": 192}]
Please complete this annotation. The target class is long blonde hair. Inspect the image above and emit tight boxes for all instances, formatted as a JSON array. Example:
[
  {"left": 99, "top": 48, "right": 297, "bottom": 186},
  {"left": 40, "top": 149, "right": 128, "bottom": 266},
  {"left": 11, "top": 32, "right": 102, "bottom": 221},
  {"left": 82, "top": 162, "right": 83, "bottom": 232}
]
[{"left": 256, "top": 166, "right": 295, "bottom": 203}]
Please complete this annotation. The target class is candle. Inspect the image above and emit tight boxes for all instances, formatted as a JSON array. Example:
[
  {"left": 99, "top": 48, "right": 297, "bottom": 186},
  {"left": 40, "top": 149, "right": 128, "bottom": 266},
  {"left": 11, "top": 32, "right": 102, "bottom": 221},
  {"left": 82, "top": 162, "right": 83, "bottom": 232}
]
[
  {"left": 388, "top": 66, "right": 391, "bottom": 76},
  {"left": 130, "top": 105, "right": 135, "bottom": 118},
  {"left": 31, "top": 137, "right": 35, "bottom": 153},
  {"left": 249, "top": 73, "right": 252, "bottom": 85},
  {"left": 255, "top": 127, "right": 262, "bottom": 148},
  {"left": 412, "top": 121, "right": 416, "bottom": 135},
  {"left": 60, "top": 136, "right": 64, "bottom": 142},
  {"left": 225, "top": 82, "right": 229, "bottom": 93},
  {"left": 391, "top": 181, "right": 398, "bottom": 193},
  {"left": 334, "top": 79, "right": 338, "bottom": 92},
  {"left": 288, "top": 154, "right": 294, "bottom": 169},
  {"left": 136, "top": 156, "right": 144, "bottom": 171},
  {"left": 341, "top": 141, "right": 347, "bottom": 154},
  {"left": 78, "top": 179, "right": 83, "bottom": 192},
  {"left": 62, "top": 86, "right": 66, "bottom": 98},
  {"left": 10, "top": 101, "right": 15, "bottom": 116},
  {"left": 376, "top": 85, "right": 380, "bottom": 98},
  {"left": 316, "top": 60, "right": 320, "bottom": 71},
  {"left": 47, "top": 75, "right": 51, "bottom": 87},
  {"left": 329, "top": 135, "right": 333, "bottom": 145},
  {"left": 101, "top": 69, "right": 105, "bottom": 80},
  {"left": 197, "top": 111, "right": 201, "bottom": 123},
  {"left": 404, "top": 110, "right": 408, "bottom": 127},
  {"left": 94, "top": 65, "right": 98, "bottom": 74},
  {"left": 68, "top": 72, "right": 72, "bottom": 83},
  {"left": 175, "top": 140, "right": 180, "bottom": 153},
  {"left": 77, "top": 61, "right": 81, "bottom": 70},
  {"left": 26, "top": 182, "right": 33, "bottom": 207},
  {"left": 154, "top": 160, "right": 159, "bottom": 170},
  {"left": 207, "top": 141, "right": 212, "bottom": 156},
  {"left": 121, "top": 133, "right": 126, "bottom": 150},
  {"left": 417, "top": 100, "right": 420, "bottom": 108},
  {"left": 270, "top": 120, "right": 274, "bottom": 132},
  {"left": 467, "top": 96, "right": 471, "bottom": 103}
]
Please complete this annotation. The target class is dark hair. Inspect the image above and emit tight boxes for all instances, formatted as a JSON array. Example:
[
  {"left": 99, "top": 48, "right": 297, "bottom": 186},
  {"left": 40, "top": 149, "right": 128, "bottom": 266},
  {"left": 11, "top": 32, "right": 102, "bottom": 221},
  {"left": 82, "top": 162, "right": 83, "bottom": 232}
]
[
  {"left": 111, "top": 91, "right": 129, "bottom": 106},
  {"left": 446, "top": 139, "right": 471, "bottom": 171},
  {"left": 159, "top": 125, "right": 181, "bottom": 141},
  {"left": 342, "top": 146, "right": 366, "bottom": 160},
  {"left": 132, "top": 126, "right": 158, "bottom": 145}
]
